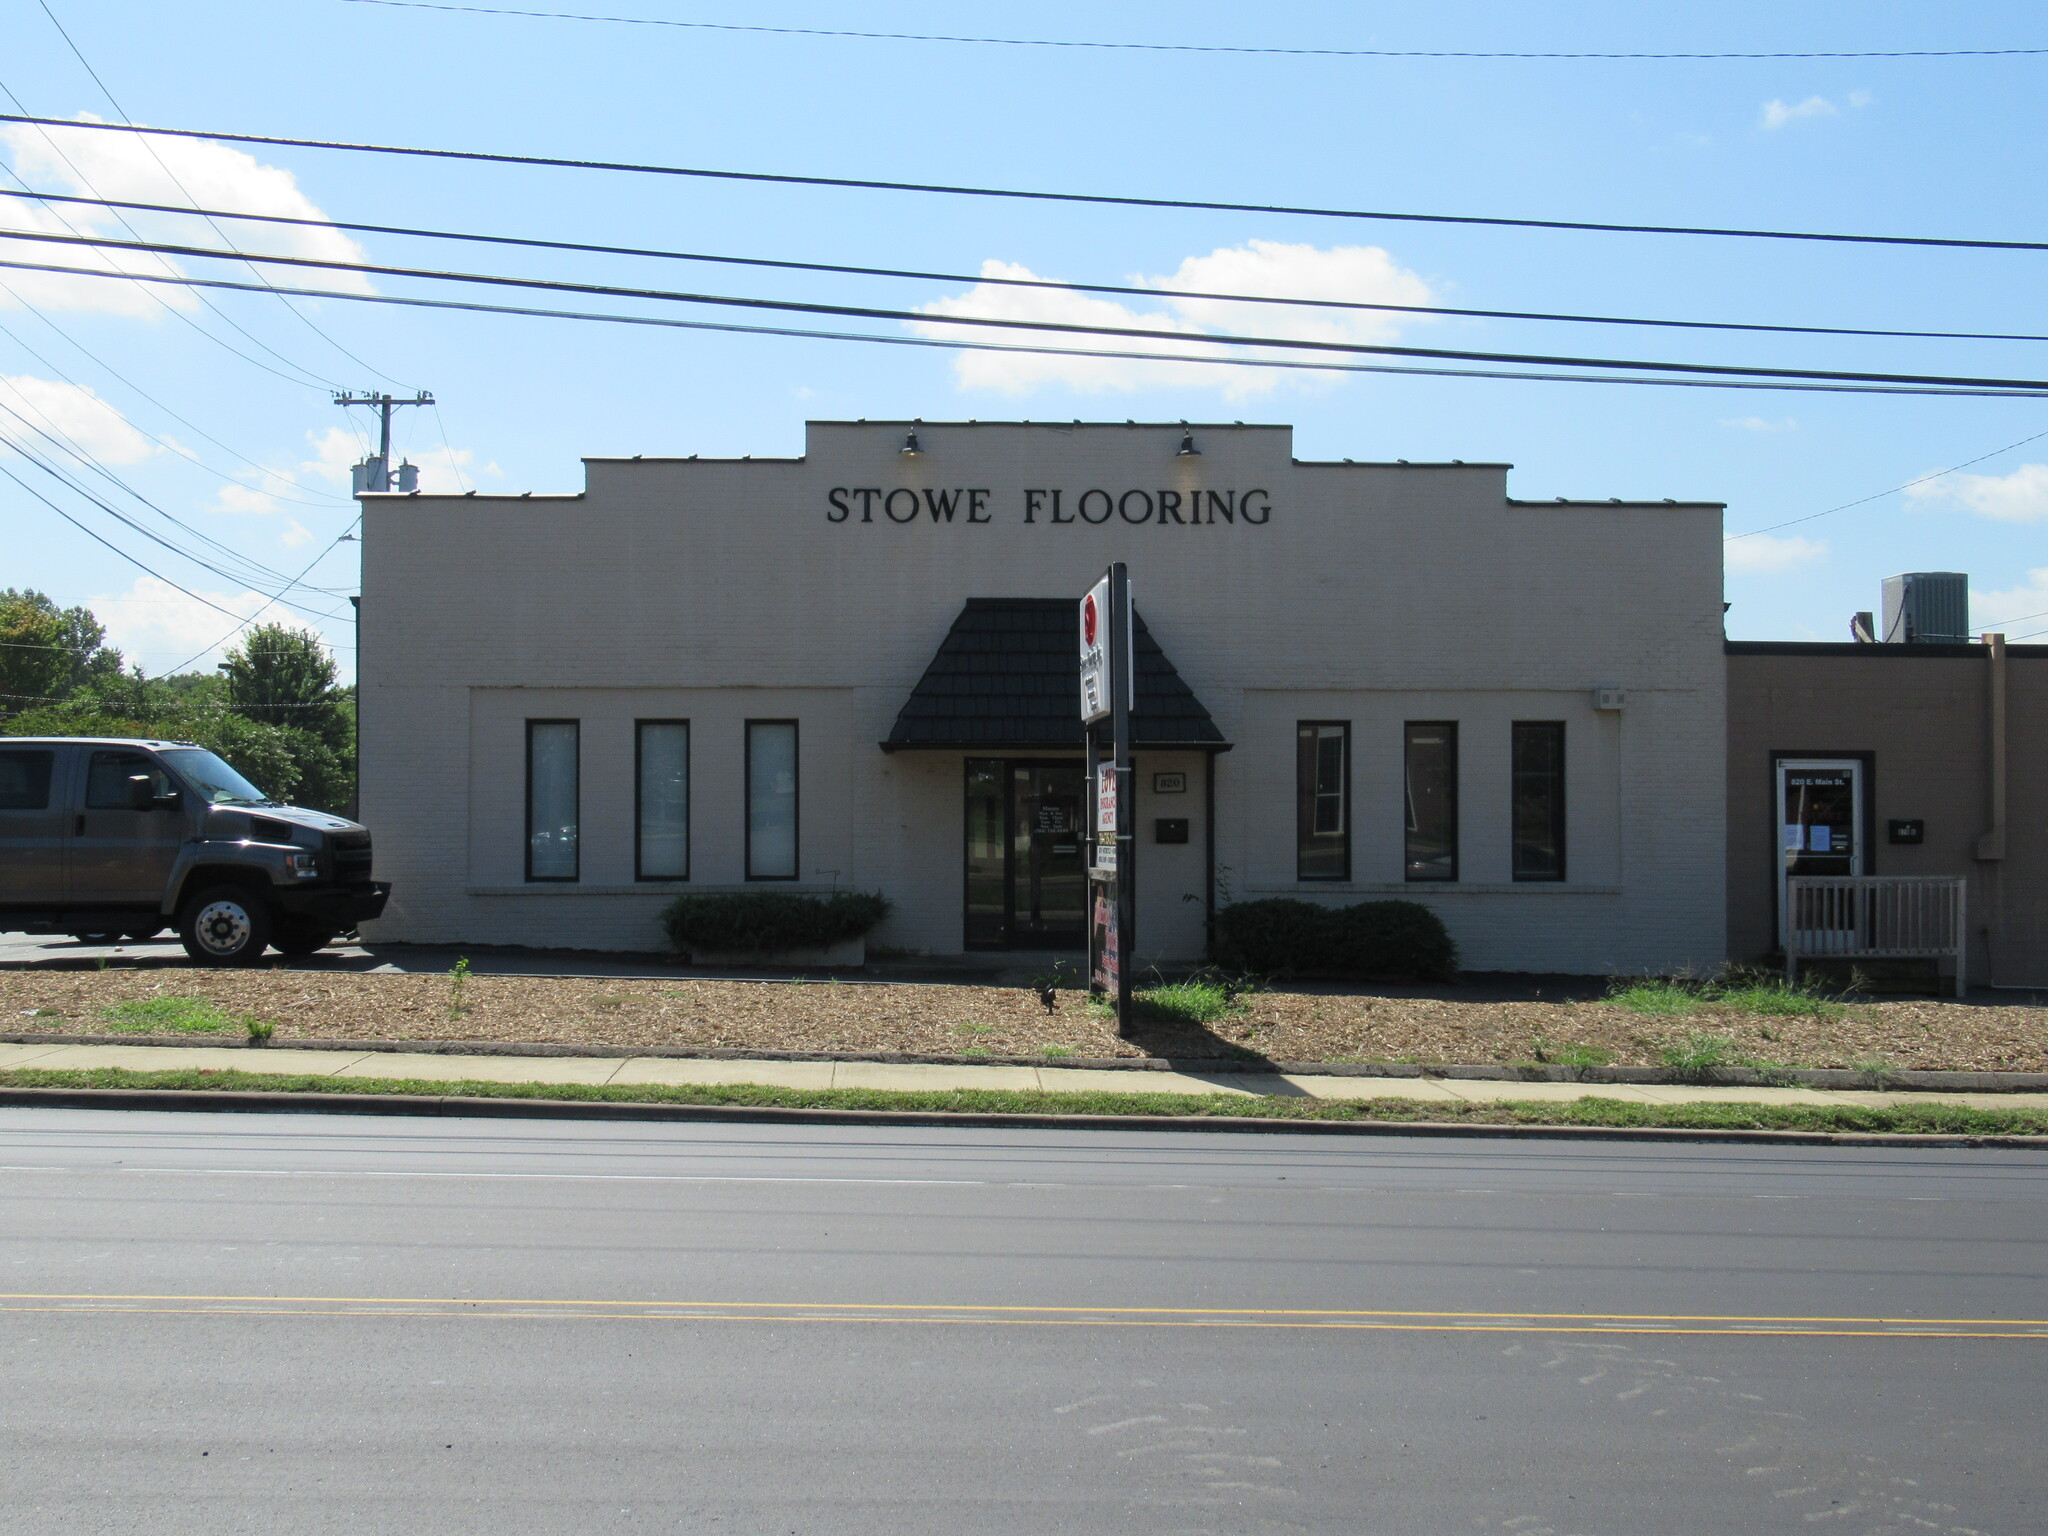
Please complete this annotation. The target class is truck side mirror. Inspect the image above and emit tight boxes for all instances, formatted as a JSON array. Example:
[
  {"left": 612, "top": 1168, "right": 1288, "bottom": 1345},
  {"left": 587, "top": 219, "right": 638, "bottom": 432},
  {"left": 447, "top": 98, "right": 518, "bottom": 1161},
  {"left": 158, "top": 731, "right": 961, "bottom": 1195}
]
[{"left": 125, "top": 775, "right": 179, "bottom": 811}]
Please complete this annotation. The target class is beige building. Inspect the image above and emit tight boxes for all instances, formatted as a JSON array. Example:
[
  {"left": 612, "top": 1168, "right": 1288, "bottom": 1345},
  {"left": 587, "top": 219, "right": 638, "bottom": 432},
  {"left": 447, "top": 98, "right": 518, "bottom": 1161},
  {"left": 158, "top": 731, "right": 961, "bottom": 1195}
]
[
  {"left": 359, "top": 419, "right": 1728, "bottom": 973},
  {"left": 1727, "top": 640, "right": 2048, "bottom": 987}
]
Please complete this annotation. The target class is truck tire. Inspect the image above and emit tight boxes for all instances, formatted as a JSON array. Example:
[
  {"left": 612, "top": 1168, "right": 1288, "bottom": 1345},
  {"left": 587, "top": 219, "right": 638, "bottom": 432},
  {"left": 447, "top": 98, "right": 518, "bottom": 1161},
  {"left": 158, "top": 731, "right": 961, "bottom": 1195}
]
[
  {"left": 273, "top": 922, "right": 336, "bottom": 957},
  {"left": 179, "top": 886, "right": 274, "bottom": 966}
]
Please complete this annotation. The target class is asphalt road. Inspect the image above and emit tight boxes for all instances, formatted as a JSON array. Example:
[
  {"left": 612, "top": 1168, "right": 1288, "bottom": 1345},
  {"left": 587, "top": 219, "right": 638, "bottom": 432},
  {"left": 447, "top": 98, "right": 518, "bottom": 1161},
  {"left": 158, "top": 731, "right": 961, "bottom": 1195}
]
[{"left": 0, "top": 1110, "right": 2041, "bottom": 1534}]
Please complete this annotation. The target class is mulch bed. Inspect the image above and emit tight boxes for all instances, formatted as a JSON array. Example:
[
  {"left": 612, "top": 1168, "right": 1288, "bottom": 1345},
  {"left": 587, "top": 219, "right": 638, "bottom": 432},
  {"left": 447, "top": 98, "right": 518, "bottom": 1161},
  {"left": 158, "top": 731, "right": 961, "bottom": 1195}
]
[{"left": 4, "top": 969, "right": 2046, "bottom": 1071}]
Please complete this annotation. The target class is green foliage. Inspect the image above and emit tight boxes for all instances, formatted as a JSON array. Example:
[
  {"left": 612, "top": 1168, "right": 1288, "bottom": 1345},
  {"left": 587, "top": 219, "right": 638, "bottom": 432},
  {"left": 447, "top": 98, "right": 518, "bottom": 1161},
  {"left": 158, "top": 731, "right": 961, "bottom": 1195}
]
[
  {"left": 0, "top": 609, "right": 355, "bottom": 814},
  {"left": 1211, "top": 898, "right": 1459, "bottom": 980},
  {"left": 1093, "top": 976, "right": 1252, "bottom": 1028},
  {"left": 98, "top": 996, "right": 246, "bottom": 1034},
  {"left": 659, "top": 891, "right": 892, "bottom": 954},
  {"left": 1530, "top": 1036, "right": 1614, "bottom": 1068},
  {"left": 6, "top": 1066, "right": 2046, "bottom": 1138},
  {"left": 220, "top": 624, "right": 351, "bottom": 753},
  {"left": 448, "top": 956, "right": 472, "bottom": 1020},
  {"left": 0, "top": 589, "right": 123, "bottom": 716},
  {"left": 1607, "top": 972, "right": 1847, "bottom": 1019}
]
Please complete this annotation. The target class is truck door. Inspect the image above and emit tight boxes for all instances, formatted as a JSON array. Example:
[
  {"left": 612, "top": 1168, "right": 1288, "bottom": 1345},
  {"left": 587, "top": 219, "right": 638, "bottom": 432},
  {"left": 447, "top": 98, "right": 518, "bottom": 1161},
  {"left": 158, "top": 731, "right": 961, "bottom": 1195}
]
[
  {"left": 68, "top": 748, "right": 186, "bottom": 907},
  {"left": 0, "top": 744, "right": 70, "bottom": 905}
]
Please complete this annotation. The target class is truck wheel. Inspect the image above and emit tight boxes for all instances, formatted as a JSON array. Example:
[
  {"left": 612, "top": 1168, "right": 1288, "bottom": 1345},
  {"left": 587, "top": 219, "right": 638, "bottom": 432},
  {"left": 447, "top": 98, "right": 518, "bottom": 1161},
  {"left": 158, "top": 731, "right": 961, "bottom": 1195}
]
[
  {"left": 273, "top": 923, "right": 336, "bottom": 957},
  {"left": 179, "top": 887, "right": 274, "bottom": 966}
]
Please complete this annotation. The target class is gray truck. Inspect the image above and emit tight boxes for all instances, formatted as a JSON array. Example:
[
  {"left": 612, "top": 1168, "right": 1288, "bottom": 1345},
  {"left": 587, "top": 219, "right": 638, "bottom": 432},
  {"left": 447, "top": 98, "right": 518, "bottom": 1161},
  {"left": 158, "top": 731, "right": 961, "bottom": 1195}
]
[{"left": 0, "top": 736, "right": 388, "bottom": 965}]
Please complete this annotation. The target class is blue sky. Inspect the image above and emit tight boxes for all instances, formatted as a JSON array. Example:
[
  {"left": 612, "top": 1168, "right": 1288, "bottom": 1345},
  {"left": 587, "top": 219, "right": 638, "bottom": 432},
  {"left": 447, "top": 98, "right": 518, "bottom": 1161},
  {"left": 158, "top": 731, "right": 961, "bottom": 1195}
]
[{"left": 4, "top": 0, "right": 2047, "bottom": 679}]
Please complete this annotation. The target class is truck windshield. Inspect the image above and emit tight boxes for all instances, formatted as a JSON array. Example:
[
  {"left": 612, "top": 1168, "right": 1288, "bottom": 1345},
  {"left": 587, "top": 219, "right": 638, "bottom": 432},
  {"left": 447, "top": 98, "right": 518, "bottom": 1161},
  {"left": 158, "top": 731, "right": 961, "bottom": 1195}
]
[{"left": 160, "top": 748, "right": 274, "bottom": 806}]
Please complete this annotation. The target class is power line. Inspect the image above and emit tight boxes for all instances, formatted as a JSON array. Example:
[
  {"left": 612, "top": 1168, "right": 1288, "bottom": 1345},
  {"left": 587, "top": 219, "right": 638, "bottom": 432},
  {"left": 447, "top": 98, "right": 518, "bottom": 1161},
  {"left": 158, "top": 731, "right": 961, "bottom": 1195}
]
[
  {"left": 0, "top": 385, "right": 351, "bottom": 599},
  {"left": 0, "top": 95, "right": 338, "bottom": 390},
  {"left": 0, "top": 255, "right": 2037, "bottom": 398},
  {"left": 0, "top": 426, "right": 351, "bottom": 620},
  {"left": 1726, "top": 424, "right": 2048, "bottom": 538},
  {"left": 30, "top": 0, "right": 404, "bottom": 388},
  {"left": 12, "top": 230, "right": 2048, "bottom": 393},
  {"left": 10, "top": 185, "right": 2048, "bottom": 349},
  {"left": 0, "top": 297, "right": 349, "bottom": 506},
  {"left": 11, "top": 112, "right": 2048, "bottom": 256},
  {"left": 149, "top": 518, "right": 360, "bottom": 678},
  {"left": 335, "top": 2, "right": 2048, "bottom": 62}
]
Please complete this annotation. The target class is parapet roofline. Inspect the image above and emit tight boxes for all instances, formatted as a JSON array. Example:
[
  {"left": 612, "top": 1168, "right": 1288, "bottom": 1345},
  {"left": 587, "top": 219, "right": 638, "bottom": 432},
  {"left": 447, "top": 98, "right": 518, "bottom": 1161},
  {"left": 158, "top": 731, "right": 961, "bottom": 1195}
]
[{"left": 1508, "top": 496, "right": 1725, "bottom": 508}]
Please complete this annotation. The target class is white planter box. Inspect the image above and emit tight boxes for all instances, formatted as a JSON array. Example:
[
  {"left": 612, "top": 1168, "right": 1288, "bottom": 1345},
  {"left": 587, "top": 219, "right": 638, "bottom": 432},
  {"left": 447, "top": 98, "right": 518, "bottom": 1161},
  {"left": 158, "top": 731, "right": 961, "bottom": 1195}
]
[{"left": 687, "top": 937, "right": 865, "bottom": 968}]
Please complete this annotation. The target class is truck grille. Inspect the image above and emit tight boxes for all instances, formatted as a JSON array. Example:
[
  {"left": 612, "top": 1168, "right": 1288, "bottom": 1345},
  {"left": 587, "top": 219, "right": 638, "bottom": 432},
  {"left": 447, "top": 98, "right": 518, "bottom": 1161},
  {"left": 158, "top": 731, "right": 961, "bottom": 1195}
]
[{"left": 332, "top": 831, "right": 373, "bottom": 884}]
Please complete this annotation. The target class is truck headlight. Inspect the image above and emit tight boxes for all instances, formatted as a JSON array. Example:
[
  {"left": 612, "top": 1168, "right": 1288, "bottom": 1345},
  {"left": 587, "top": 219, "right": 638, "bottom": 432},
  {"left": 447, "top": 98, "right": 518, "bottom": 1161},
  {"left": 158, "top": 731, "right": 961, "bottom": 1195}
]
[{"left": 284, "top": 851, "right": 321, "bottom": 879}]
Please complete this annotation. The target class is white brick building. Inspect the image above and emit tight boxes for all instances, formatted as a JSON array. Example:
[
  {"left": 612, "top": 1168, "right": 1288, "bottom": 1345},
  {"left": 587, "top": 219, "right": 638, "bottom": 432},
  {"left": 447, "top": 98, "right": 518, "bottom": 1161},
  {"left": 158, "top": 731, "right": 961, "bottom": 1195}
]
[{"left": 359, "top": 420, "right": 1727, "bottom": 973}]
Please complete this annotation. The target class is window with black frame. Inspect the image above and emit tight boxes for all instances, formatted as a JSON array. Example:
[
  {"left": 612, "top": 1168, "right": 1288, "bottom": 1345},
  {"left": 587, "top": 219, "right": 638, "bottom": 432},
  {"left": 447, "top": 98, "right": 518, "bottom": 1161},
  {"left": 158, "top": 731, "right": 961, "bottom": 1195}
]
[
  {"left": 1511, "top": 721, "right": 1565, "bottom": 881},
  {"left": 636, "top": 720, "right": 690, "bottom": 880},
  {"left": 746, "top": 720, "right": 799, "bottom": 880},
  {"left": 1404, "top": 722, "right": 1457, "bottom": 882},
  {"left": 1296, "top": 721, "right": 1349, "bottom": 881},
  {"left": 526, "top": 720, "right": 579, "bottom": 882}
]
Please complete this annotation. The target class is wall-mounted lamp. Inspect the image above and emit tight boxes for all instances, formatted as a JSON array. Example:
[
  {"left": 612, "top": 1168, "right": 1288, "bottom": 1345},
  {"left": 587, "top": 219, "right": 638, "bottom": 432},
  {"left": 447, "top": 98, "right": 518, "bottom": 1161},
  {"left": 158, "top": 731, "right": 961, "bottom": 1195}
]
[
  {"left": 900, "top": 430, "right": 922, "bottom": 457},
  {"left": 1175, "top": 428, "right": 1200, "bottom": 457}
]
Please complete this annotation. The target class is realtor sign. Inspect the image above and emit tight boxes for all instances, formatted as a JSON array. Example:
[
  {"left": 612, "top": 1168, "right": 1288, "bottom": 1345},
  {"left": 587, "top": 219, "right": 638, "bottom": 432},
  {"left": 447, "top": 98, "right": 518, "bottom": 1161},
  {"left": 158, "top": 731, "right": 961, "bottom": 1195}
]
[
  {"left": 1092, "top": 762, "right": 1119, "bottom": 873},
  {"left": 1078, "top": 574, "right": 1111, "bottom": 724}
]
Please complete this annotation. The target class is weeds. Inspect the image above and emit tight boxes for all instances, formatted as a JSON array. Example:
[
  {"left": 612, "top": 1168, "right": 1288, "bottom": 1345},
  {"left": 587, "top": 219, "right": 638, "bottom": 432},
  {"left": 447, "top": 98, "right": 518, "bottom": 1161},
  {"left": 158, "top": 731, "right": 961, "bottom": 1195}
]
[
  {"left": 99, "top": 996, "right": 240, "bottom": 1035},
  {"left": 5, "top": 1065, "right": 2043, "bottom": 1138},
  {"left": 447, "top": 957, "right": 472, "bottom": 1021},
  {"left": 1090, "top": 976, "right": 1251, "bottom": 1029},
  {"left": 246, "top": 1019, "right": 275, "bottom": 1044},
  {"left": 1041, "top": 1044, "right": 1075, "bottom": 1059},
  {"left": 1529, "top": 1035, "right": 1614, "bottom": 1070},
  {"left": 1607, "top": 970, "right": 1849, "bottom": 1020}
]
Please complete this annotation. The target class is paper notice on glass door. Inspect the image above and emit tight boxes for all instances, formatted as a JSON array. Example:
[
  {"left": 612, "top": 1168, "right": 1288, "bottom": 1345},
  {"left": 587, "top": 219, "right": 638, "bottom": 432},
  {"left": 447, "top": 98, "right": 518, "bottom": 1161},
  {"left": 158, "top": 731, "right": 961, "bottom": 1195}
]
[{"left": 1784, "top": 824, "right": 1804, "bottom": 852}]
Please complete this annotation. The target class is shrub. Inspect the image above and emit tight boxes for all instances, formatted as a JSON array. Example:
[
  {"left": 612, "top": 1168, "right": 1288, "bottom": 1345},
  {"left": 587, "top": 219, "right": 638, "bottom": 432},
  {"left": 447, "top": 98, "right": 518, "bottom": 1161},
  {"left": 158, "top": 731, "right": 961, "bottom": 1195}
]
[
  {"left": 659, "top": 891, "right": 891, "bottom": 955},
  {"left": 1212, "top": 898, "right": 1457, "bottom": 981}
]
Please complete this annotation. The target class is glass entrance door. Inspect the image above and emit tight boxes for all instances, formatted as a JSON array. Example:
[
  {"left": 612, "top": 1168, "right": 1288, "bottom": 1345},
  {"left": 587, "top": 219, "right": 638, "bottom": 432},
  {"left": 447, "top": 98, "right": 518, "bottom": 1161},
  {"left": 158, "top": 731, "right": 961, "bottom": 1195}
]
[
  {"left": 1777, "top": 758, "right": 1865, "bottom": 948},
  {"left": 964, "top": 759, "right": 1086, "bottom": 949}
]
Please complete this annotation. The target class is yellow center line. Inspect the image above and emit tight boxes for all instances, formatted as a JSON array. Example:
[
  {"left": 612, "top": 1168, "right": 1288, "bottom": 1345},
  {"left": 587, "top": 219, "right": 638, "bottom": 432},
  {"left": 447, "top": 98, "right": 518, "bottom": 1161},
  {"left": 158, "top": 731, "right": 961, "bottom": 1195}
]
[
  {"left": 0, "top": 1293, "right": 2041, "bottom": 1336},
  {"left": 0, "top": 1302, "right": 2039, "bottom": 1335}
]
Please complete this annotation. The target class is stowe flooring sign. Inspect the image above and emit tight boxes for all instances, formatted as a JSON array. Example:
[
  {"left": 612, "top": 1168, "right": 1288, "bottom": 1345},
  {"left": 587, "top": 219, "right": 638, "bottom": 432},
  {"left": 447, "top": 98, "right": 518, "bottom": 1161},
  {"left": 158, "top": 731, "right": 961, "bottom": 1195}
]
[{"left": 826, "top": 487, "right": 1272, "bottom": 524}]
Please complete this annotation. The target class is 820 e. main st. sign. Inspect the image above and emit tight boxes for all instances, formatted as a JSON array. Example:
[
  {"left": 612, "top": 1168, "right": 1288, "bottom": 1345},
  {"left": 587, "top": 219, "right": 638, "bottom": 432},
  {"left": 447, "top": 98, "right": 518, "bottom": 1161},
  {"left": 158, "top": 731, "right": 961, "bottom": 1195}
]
[{"left": 826, "top": 487, "right": 1273, "bottom": 524}]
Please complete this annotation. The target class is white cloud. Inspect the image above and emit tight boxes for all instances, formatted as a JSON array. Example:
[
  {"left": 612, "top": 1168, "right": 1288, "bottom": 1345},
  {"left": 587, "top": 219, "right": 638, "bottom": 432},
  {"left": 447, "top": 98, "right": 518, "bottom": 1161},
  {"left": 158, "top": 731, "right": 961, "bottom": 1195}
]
[
  {"left": 1725, "top": 533, "right": 1827, "bottom": 573},
  {"left": 86, "top": 575, "right": 292, "bottom": 671},
  {"left": 0, "top": 373, "right": 157, "bottom": 463},
  {"left": 212, "top": 482, "right": 279, "bottom": 514},
  {"left": 0, "top": 114, "right": 372, "bottom": 316},
  {"left": 1903, "top": 462, "right": 2048, "bottom": 523},
  {"left": 294, "top": 424, "right": 474, "bottom": 492},
  {"left": 1721, "top": 416, "right": 1797, "bottom": 433},
  {"left": 1974, "top": 568, "right": 2048, "bottom": 634},
  {"left": 1761, "top": 95, "right": 1839, "bottom": 129},
  {"left": 1848, "top": 90, "right": 1874, "bottom": 109},
  {"left": 279, "top": 519, "right": 313, "bottom": 548},
  {"left": 908, "top": 241, "right": 1435, "bottom": 397}
]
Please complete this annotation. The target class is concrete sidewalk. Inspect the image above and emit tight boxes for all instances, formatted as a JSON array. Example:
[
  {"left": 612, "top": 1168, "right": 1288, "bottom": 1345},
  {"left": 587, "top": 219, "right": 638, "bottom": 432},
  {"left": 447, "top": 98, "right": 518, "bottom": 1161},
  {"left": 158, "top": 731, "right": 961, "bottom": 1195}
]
[{"left": 1, "top": 1040, "right": 2042, "bottom": 1111}]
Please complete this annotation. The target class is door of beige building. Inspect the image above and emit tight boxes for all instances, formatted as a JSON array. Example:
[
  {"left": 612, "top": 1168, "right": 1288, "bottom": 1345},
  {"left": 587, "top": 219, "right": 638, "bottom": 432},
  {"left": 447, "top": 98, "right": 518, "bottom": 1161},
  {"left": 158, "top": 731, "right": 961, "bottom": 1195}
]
[{"left": 1776, "top": 757, "right": 1867, "bottom": 949}]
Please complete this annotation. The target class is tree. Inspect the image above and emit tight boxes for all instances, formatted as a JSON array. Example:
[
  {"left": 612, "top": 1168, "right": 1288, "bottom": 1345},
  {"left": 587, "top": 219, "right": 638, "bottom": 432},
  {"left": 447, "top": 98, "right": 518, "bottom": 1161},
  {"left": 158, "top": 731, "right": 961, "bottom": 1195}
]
[
  {"left": 0, "top": 589, "right": 123, "bottom": 714},
  {"left": 220, "top": 624, "right": 350, "bottom": 753}
]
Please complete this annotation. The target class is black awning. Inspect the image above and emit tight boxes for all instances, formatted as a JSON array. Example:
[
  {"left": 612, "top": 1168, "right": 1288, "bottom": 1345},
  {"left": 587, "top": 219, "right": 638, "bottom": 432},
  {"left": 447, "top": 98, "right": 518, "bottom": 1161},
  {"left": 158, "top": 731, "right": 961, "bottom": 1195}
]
[{"left": 883, "top": 598, "right": 1228, "bottom": 752}]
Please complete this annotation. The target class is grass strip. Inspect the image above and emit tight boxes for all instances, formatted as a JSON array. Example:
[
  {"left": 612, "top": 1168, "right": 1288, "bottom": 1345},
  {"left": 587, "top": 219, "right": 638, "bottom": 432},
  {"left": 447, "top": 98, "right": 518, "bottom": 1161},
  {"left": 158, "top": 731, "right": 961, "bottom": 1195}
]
[{"left": 1, "top": 1066, "right": 2044, "bottom": 1138}]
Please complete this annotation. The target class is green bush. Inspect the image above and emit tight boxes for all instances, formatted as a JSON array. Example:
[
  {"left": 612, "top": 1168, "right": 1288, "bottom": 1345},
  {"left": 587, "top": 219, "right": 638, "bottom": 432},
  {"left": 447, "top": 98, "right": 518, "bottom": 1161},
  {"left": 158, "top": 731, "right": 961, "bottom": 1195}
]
[
  {"left": 1211, "top": 898, "right": 1457, "bottom": 981},
  {"left": 659, "top": 891, "right": 891, "bottom": 955}
]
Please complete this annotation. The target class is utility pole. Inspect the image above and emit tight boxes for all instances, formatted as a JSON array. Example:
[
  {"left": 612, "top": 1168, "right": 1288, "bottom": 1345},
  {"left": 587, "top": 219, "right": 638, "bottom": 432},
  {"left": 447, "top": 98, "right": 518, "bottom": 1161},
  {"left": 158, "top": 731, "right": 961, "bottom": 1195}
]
[{"left": 334, "top": 390, "right": 434, "bottom": 493}]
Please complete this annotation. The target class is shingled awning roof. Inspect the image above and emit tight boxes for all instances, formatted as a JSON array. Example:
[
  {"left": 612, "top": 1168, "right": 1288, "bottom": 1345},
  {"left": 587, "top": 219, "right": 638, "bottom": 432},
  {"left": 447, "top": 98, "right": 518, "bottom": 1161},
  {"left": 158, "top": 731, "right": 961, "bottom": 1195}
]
[{"left": 883, "top": 598, "right": 1228, "bottom": 752}]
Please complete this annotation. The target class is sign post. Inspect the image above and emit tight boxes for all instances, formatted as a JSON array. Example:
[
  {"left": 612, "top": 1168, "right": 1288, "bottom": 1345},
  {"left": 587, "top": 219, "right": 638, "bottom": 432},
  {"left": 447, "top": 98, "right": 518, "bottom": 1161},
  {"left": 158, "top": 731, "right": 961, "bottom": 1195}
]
[{"left": 1081, "top": 563, "right": 1134, "bottom": 1035}]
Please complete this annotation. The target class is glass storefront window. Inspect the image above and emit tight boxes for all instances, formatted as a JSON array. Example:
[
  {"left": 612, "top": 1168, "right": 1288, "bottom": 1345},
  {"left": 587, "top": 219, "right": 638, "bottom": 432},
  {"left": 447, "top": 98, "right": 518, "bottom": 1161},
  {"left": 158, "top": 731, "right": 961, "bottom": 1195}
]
[
  {"left": 526, "top": 720, "right": 579, "bottom": 881},
  {"left": 636, "top": 720, "right": 690, "bottom": 880},
  {"left": 746, "top": 720, "right": 799, "bottom": 880},
  {"left": 1404, "top": 722, "right": 1458, "bottom": 882},
  {"left": 1511, "top": 722, "right": 1565, "bottom": 881}
]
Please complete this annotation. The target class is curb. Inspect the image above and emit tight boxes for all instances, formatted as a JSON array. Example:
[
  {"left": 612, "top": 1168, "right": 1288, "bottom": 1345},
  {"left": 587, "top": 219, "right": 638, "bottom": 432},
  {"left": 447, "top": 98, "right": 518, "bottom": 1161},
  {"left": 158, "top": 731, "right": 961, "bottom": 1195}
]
[
  {"left": 2, "top": 1031, "right": 2045, "bottom": 1093},
  {"left": 3, "top": 1084, "right": 2046, "bottom": 1149}
]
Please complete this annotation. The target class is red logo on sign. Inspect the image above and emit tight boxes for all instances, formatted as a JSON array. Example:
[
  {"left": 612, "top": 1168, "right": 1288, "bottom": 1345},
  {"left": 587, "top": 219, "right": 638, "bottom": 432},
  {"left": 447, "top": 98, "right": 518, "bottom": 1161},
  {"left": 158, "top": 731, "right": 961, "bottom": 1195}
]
[{"left": 1082, "top": 593, "right": 1098, "bottom": 646}]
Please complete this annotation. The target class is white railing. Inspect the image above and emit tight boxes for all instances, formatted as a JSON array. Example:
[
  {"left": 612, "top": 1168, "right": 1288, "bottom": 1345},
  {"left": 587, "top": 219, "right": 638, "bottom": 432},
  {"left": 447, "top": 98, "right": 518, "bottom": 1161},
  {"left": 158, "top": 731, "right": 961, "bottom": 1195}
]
[{"left": 1785, "top": 876, "right": 1967, "bottom": 997}]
